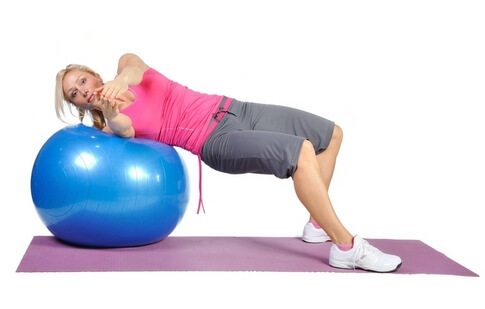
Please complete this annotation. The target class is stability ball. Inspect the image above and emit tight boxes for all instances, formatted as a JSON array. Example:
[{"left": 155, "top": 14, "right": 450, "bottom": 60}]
[{"left": 31, "top": 124, "right": 189, "bottom": 247}]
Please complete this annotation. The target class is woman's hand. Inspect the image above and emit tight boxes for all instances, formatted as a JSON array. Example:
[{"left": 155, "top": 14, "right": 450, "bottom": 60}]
[
  {"left": 94, "top": 78, "right": 128, "bottom": 103},
  {"left": 95, "top": 96, "right": 135, "bottom": 138},
  {"left": 97, "top": 97, "right": 120, "bottom": 122}
]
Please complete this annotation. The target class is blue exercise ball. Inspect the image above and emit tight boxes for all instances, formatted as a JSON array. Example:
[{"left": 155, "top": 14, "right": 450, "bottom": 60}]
[{"left": 31, "top": 124, "right": 189, "bottom": 247}]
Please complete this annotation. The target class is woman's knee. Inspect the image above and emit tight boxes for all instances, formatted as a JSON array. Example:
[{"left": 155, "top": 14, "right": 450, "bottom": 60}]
[
  {"left": 294, "top": 140, "right": 320, "bottom": 177},
  {"left": 298, "top": 140, "right": 317, "bottom": 165},
  {"left": 333, "top": 124, "right": 343, "bottom": 140},
  {"left": 330, "top": 124, "right": 343, "bottom": 148}
]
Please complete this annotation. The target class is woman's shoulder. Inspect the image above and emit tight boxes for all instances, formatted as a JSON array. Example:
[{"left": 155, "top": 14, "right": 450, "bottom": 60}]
[{"left": 142, "top": 67, "right": 173, "bottom": 83}]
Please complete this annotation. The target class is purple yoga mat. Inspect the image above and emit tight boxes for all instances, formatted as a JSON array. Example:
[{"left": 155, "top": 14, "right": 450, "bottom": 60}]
[{"left": 16, "top": 236, "right": 478, "bottom": 276}]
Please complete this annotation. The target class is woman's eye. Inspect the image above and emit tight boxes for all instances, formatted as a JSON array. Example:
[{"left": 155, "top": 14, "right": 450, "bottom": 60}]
[
  {"left": 81, "top": 78, "right": 86, "bottom": 84},
  {"left": 71, "top": 90, "right": 77, "bottom": 99}
]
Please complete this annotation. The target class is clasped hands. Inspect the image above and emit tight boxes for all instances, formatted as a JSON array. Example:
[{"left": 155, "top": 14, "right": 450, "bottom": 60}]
[{"left": 93, "top": 79, "right": 129, "bottom": 121}]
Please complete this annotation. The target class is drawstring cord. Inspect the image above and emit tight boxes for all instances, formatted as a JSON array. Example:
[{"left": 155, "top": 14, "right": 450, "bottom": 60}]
[
  {"left": 213, "top": 108, "right": 236, "bottom": 120},
  {"left": 196, "top": 97, "right": 234, "bottom": 215},
  {"left": 197, "top": 154, "right": 205, "bottom": 214}
]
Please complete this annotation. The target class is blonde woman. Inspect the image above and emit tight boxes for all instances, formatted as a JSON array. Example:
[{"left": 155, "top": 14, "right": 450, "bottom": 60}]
[{"left": 55, "top": 53, "right": 402, "bottom": 272}]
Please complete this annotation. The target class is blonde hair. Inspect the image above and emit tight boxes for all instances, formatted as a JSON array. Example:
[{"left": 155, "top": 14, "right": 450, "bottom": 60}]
[{"left": 55, "top": 64, "right": 106, "bottom": 130}]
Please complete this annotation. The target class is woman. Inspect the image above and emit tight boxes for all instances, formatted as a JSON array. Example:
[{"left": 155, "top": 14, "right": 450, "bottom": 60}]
[{"left": 55, "top": 53, "right": 402, "bottom": 272}]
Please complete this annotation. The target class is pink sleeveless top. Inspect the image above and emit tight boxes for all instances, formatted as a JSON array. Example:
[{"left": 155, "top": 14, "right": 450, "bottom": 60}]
[
  {"left": 120, "top": 68, "right": 232, "bottom": 213},
  {"left": 120, "top": 68, "right": 231, "bottom": 155}
]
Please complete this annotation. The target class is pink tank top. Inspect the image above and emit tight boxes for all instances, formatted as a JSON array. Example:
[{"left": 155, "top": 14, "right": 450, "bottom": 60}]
[{"left": 120, "top": 68, "right": 231, "bottom": 155}]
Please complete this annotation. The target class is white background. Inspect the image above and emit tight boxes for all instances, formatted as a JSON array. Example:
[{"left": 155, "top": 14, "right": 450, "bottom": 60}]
[{"left": 1, "top": 0, "right": 484, "bottom": 308}]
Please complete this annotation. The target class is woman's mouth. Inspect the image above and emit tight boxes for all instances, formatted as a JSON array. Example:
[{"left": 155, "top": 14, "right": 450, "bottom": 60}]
[{"left": 88, "top": 94, "right": 94, "bottom": 103}]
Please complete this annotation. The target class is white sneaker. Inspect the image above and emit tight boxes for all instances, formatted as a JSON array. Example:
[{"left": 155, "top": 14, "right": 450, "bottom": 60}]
[
  {"left": 329, "top": 235, "right": 402, "bottom": 272},
  {"left": 302, "top": 222, "right": 331, "bottom": 243}
]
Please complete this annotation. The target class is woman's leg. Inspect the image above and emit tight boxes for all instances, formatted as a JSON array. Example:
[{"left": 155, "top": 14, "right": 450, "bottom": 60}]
[
  {"left": 308, "top": 124, "right": 343, "bottom": 224},
  {"left": 294, "top": 124, "right": 402, "bottom": 272},
  {"left": 293, "top": 137, "right": 353, "bottom": 244}
]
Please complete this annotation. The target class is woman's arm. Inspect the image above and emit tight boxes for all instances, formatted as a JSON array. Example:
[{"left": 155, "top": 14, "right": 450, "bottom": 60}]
[
  {"left": 116, "top": 53, "right": 150, "bottom": 85},
  {"left": 95, "top": 53, "right": 149, "bottom": 138},
  {"left": 96, "top": 53, "right": 150, "bottom": 101},
  {"left": 99, "top": 97, "right": 135, "bottom": 137}
]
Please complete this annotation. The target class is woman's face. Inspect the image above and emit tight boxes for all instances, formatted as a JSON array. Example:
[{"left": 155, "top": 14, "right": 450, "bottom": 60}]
[{"left": 62, "top": 70, "right": 103, "bottom": 110}]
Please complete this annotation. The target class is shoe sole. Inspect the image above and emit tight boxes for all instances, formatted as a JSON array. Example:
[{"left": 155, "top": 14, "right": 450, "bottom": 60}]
[
  {"left": 329, "top": 261, "right": 403, "bottom": 273},
  {"left": 302, "top": 236, "right": 331, "bottom": 243}
]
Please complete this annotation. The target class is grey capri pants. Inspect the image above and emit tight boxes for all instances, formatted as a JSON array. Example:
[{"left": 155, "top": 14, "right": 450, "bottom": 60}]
[{"left": 200, "top": 99, "right": 335, "bottom": 179}]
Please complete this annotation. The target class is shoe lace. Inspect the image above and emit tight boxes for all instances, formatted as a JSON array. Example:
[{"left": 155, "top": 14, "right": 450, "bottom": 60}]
[{"left": 352, "top": 239, "right": 380, "bottom": 269}]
